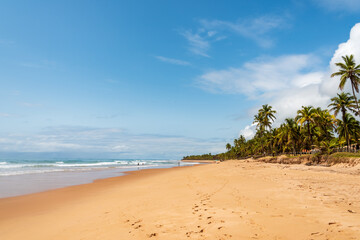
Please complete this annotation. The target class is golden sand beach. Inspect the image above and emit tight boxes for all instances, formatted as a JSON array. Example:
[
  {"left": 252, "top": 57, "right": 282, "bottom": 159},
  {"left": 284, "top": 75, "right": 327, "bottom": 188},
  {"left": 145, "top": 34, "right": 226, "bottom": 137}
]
[{"left": 1, "top": 160, "right": 360, "bottom": 239}]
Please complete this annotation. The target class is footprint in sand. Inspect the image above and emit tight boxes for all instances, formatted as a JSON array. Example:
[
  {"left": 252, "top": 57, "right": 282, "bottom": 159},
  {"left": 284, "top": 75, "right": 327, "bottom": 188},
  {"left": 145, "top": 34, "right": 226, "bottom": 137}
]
[
  {"left": 147, "top": 233, "right": 157, "bottom": 238},
  {"left": 131, "top": 220, "right": 142, "bottom": 226}
]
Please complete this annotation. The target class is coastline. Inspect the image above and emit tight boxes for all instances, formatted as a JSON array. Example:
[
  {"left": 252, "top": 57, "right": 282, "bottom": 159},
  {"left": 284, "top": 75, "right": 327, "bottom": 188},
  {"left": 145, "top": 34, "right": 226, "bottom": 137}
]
[
  {"left": 1, "top": 160, "right": 360, "bottom": 239},
  {"left": 181, "top": 159, "right": 218, "bottom": 163},
  {"left": 0, "top": 160, "right": 192, "bottom": 198}
]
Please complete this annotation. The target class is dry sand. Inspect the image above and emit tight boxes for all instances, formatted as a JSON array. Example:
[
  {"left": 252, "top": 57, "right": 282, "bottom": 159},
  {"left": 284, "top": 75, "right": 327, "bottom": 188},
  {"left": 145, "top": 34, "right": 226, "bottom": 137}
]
[{"left": 0, "top": 160, "right": 360, "bottom": 240}]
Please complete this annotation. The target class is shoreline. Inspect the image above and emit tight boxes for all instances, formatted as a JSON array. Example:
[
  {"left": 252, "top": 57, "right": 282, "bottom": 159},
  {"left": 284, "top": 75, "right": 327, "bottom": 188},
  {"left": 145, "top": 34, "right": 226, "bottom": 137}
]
[
  {"left": 181, "top": 159, "right": 218, "bottom": 163},
  {"left": 0, "top": 164, "right": 199, "bottom": 221},
  {"left": 1, "top": 160, "right": 359, "bottom": 239},
  {"left": 0, "top": 161, "right": 193, "bottom": 199}
]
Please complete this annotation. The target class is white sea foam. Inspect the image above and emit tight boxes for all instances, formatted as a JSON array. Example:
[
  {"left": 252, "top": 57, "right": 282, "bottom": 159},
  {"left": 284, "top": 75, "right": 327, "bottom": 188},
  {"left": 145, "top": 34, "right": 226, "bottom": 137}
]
[
  {"left": 55, "top": 161, "right": 122, "bottom": 167},
  {"left": 0, "top": 159, "right": 180, "bottom": 177},
  {"left": 0, "top": 168, "right": 64, "bottom": 176}
]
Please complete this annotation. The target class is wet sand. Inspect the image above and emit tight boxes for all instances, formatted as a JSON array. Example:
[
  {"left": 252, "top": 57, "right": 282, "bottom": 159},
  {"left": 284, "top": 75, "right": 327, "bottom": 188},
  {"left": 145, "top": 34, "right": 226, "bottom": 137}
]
[{"left": 0, "top": 160, "right": 360, "bottom": 239}]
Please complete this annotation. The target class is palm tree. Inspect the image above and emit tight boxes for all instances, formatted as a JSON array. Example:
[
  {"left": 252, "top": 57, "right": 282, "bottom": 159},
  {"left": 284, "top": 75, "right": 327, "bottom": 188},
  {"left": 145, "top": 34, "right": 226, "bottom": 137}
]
[
  {"left": 296, "top": 106, "right": 317, "bottom": 150},
  {"left": 253, "top": 105, "right": 277, "bottom": 155},
  {"left": 225, "top": 143, "right": 231, "bottom": 151},
  {"left": 331, "top": 55, "right": 360, "bottom": 114},
  {"left": 328, "top": 92, "right": 357, "bottom": 118},
  {"left": 258, "top": 104, "right": 277, "bottom": 131},
  {"left": 337, "top": 113, "right": 360, "bottom": 151},
  {"left": 285, "top": 118, "right": 301, "bottom": 153},
  {"left": 328, "top": 92, "right": 356, "bottom": 148},
  {"left": 347, "top": 115, "right": 360, "bottom": 149},
  {"left": 253, "top": 113, "right": 265, "bottom": 154},
  {"left": 314, "top": 108, "right": 335, "bottom": 142}
]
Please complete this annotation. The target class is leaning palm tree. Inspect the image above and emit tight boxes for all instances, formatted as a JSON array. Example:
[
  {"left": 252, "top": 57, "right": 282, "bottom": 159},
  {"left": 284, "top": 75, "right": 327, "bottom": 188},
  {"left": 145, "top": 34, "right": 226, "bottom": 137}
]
[
  {"left": 295, "top": 106, "right": 317, "bottom": 150},
  {"left": 331, "top": 55, "right": 360, "bottom": 114}
]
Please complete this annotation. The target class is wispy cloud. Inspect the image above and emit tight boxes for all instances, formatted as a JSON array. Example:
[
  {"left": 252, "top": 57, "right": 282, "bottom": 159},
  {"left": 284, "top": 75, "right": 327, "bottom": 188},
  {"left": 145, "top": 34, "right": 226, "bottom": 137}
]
[
  {"left": 95, "top": 113, "right": 119, "bottom": 119},
  {"left": 19, "top": 102, "right": 42, "bottom": 108},
  {"left": 20, "top": 60, "right": 56, "bottom": 69},
  {"left": 180, "top": 14, "right": 289, "bottom": 57},
  {"left": 180, "top": 30, "right": 211, "bottom": 57},
  {"left": 313, "top": 0, "right": 360, "bottom": 12},
  {"left": 0, "top": 39, "right": 15, "bottom": 45},
  {"left": 0, "top": 113, "right": 12, "bottom": 118},
  {"left": 200, "top": 15, "right": 289, "bottom": 48},
  {"left": 0, "top": 126, "right": 226, "bottom": 158},
  {"left": 155, "top": 56, "right": 191, "bottom": 66},
  {"left": 104, "top": 79, "right": 120, "bottom": 84}
]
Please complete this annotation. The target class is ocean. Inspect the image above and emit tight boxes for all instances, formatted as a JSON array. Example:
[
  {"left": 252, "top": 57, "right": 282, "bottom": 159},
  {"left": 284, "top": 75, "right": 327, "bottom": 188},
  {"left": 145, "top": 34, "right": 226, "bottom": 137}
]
[{"left": 0, "top": 158, "right": 194, "bottom": 198}]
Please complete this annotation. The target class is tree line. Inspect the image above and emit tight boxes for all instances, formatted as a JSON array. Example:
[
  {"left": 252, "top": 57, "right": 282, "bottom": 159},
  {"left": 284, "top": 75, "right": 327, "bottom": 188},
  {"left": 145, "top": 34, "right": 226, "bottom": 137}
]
[{"left": 183, "top": 55, "right": 360, "bottom": 160}]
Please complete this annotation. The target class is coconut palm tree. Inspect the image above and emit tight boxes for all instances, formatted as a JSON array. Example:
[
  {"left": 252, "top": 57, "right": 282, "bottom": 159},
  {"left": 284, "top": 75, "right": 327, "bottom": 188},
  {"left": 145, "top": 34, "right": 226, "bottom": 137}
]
[
  {"left": 328, "top": 92, "right": 356, "bottom": 148},
  {"left": 331, "top": 55, "right": 360, "bottom": 115},
  {"left": 337, "top": 113, "right": 360, "bottom": 151},
  {"left": 258, "top": 104, "right": 277, "bottom": 131},
  {"left": 296, "top": 106, "right": 317, "bottom": 150},
  {"left": 225, "top": 143, "right": 231, "bottom": 151},
  {"left": 347, "top": 115, "right": 360, "bottom": 149},
  {"left": 253, "top": 113, "right": 265, "bottom": 154},
  {"left": 328, "top": 92, "right": 357, "bottom": 118},
  {"left": 256, "top": 104, "right": 277, "bottom": 154},
  {"left": 285, "top": 118, "right": 301, "bottom": 153},
  {"left": 314, "top": 108, "right": 335, "bottom": 142},
  {"left": 276, "top": 118, "right": 301, "bottom": 154}
]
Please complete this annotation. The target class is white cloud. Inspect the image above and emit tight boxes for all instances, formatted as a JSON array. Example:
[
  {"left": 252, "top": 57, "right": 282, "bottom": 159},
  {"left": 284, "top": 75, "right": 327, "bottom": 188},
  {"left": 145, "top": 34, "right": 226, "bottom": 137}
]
[
  {"left": 199, "top": 23, "right": 360, "bottom": 138},
  {"left": 198, "top": 54, "right": 323, "bottom": 96},
  {"left": 0, "top": 126, "right": 226, "bottom": 159},
  {"left": 181, "top": 15, "right": 288, "bottom": 57},
  {"left": 200, "top": 15, "right": 288, "bottom": 48},
  {"left": 181, "top": 30, "right": 211, "bottom": 57},
  {"left": 239, "top": 123, "right": 257, "bottom": 139},
  {"left": 155, "top": 56, "right": 190, "bottom": 66},
  {"left": 314, "top": 0, "right": 360, "bottom": 11}
]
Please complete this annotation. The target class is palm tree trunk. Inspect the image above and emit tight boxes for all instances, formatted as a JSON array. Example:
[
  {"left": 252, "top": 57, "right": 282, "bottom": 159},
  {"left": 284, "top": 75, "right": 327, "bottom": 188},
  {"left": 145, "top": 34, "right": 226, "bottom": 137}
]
[
  {"left": 351, "top": 84, "right": 360, "bottom": 116},
  {"left": 342, "top": 108, "right": 350, "bottom": 152},
  {"left": 260, "top": 132, "right": 264, "bottom": 155},
  {"left": 307, "top": 121, "right": 312, "bottom": 150}
]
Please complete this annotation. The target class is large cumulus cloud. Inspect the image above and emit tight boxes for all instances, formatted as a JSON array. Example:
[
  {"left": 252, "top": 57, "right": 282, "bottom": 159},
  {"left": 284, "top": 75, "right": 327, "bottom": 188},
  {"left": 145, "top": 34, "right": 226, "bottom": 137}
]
[{"left": 198, "top": 23, "right": 360, "bottom": 139}]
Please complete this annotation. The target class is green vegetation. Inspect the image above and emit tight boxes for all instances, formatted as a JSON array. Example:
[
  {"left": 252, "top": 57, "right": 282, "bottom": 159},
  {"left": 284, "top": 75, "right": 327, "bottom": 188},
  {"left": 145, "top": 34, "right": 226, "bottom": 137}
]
[{"left": 183, "top": 54, "right": 360, "bottom": 161}]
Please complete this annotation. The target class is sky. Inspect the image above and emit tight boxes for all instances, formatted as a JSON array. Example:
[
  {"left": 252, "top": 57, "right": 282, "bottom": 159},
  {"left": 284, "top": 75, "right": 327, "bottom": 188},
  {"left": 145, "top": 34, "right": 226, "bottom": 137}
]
[{"left": 0, "top": 0, "right": 360, "bottom": 159}]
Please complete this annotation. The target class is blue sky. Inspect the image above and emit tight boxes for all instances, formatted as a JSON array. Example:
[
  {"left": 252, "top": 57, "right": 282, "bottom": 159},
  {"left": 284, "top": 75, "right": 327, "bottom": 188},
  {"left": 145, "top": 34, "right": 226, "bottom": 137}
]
[{"left": 1, "top": 0, "right": 360, "bottom": 159}]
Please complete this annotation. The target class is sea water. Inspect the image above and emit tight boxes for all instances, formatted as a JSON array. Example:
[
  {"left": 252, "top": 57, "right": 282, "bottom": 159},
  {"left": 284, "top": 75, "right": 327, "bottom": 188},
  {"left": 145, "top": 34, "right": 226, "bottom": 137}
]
[{"left": 0, "top": 159, "right": 194, "bottom": 198}]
